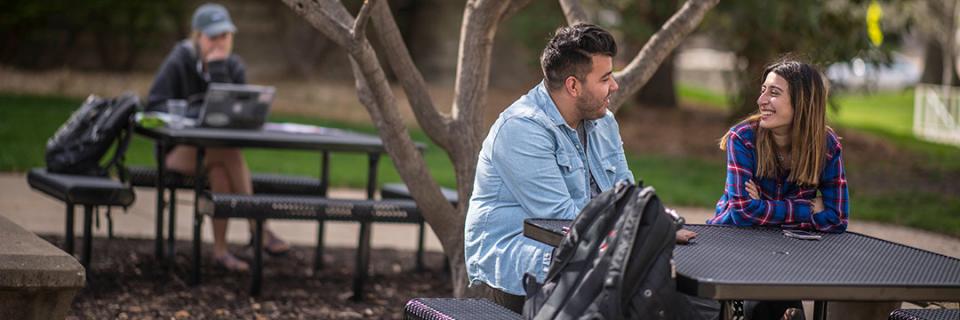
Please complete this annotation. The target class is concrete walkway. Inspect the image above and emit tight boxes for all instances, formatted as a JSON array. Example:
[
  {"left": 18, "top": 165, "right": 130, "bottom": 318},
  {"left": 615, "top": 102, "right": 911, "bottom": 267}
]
[
  {"left": 2, "top": 172, "right": 443, "bottom": 253},
  {"left": 2, "top": 172, "right": 959, "bottom": 260}
]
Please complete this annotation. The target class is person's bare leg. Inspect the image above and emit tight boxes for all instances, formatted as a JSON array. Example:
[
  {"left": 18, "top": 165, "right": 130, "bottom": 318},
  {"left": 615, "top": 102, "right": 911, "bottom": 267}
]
[
  {"left": 205, "top": 148, "right": 289, "bottom": 253},
  {"left": 166, "top": 146, "right": 248, "bottom": 270},
  {"left": 206, "top": 165, "right": 233, "bottom": 257}
]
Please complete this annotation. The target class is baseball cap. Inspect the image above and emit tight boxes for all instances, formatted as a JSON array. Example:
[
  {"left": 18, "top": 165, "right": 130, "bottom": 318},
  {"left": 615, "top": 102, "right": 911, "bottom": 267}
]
[{"left": 192, "top": 3, "right": 237, "bottom": 36}]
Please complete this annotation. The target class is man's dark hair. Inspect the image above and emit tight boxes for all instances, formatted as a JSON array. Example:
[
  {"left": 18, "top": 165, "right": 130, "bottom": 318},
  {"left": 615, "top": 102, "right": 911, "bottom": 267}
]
[{"left": 541, "top": 24, "right": 617, "bottom": 91}]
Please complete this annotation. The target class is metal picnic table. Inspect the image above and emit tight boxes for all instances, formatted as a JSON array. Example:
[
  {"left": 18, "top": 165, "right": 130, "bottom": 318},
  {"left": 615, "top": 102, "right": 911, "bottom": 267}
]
[{"left": 524, "top": 219, "right": 960, "bottom": 320}]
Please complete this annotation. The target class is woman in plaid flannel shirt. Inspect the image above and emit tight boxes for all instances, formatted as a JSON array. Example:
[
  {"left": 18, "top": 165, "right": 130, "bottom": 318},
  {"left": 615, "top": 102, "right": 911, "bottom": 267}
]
[
  {"left": 708, "top": 59, "right": 849, "bottom": 320},
  {"left": 710, "top": 59, "right": 848, "bottom": 233}
]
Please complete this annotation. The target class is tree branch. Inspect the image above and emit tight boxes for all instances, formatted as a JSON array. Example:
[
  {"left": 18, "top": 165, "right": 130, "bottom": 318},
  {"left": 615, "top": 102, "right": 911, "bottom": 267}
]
[
  {"left": 281, "top": 0, "right": 355, "bottom": 47},
  {"left": 348, "top": 47, "right": 461, "bottom": 245},
  {"left": 369, "top": 1, "right": 454, "bottom": 151},
  {"left": 452, "top": 0, "right": 514, "bottom": 130},
  {"left": 558, "top": 0, "right": 589, "bottom": 25},
  {"left": 504, "top": 0, "right": 535, "bottom": 20},
  {"left": 447, "top": 0, "right": 523, "bottom": 200},
  {"left": 352, "top": 0, "right": 377, "bottom": 42},
  {"left": 609, "top": 0, "right": 719, "bottom": 112},
  {"left": 282, "top": 0, "right": 460, "bottom": 250}
]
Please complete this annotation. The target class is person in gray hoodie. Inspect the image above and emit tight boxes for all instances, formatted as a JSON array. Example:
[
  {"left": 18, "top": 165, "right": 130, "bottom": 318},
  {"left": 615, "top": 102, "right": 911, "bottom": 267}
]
[{"left": 147, "top": 3, "right": 289, "bottom": 272}]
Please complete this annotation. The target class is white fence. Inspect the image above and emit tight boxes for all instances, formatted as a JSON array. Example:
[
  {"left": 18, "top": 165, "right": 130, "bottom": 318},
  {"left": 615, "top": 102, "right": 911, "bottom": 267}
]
[{"left": 914, "top": 84, "right": 960, "bottom": 146}]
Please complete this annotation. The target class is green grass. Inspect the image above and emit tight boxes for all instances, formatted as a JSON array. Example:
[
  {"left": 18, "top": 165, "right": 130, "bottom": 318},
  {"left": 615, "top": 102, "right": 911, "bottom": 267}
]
[
  {"left": 0, "top": 93, "right": 455, "bottom": 188},
  {"left": 677, "top": 84, "right": 728, "bottom": 110},
  {"left": 854, "top": 191, "right": 960, "bottom": 237},
  {"left": 628, "top": 154, "right": 725, "bottom": 208},
  {"left": 828, "top": 89, "right": 960, "bottom": 171},
  {"left": 1, "top": 92, "right": 727, "bottom": 196},
  {"left": 3, "top": 92, "right": 959, "bottom": 236}
]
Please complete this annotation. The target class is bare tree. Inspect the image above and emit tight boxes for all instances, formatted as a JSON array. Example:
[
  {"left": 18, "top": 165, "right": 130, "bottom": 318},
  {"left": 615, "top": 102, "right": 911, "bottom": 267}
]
[
  {"left": 911, "top": 0, "right": 960, "bottom": 87},
  {"left": 280, "top": 0, "right": 718, "bottom": 296}
]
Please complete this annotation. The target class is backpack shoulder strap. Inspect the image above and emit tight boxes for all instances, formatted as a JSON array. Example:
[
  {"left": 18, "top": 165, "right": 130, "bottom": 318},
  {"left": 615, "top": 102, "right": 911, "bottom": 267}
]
[{"left": 104, "top": 94, "right": 140, "bottom": 183}]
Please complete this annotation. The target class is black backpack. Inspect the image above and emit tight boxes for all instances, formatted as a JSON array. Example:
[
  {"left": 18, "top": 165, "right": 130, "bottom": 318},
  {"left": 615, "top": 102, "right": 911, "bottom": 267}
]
[
  {"left": 45, "top": 93, "right": 140, "bottom": 179},
  {"left": 523, "top": 182, "right": 694, "bottom": 320}
]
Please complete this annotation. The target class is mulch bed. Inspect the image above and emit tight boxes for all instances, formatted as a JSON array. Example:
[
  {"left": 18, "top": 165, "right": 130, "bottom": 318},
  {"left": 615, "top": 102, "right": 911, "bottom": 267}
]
[{"left": 43, "top": 235, "right": 452, "bottom": 319}]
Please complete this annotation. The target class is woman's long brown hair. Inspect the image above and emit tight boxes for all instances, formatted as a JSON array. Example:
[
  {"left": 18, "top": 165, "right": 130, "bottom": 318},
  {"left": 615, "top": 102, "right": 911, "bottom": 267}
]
[{"left": 720, "top": 60, "right": 829, "bottom": 187}]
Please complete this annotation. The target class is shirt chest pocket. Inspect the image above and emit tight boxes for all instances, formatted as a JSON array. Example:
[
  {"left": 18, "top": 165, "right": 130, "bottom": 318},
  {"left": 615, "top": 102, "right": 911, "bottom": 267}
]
[
  {"left": 556, "top": 153, "right": 584, "bottom": 175},
  {"left": 556, "top": 153, "right": 587, "bottom": 199},
  {"left": 600, "top": 153, "right": 623, "bottom": 184}
]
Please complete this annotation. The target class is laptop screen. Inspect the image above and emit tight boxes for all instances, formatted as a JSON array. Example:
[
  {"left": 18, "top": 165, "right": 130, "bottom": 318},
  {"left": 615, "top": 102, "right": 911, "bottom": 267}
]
[{"left": 198, "top": 83, "right": 275, "bottom": 130}]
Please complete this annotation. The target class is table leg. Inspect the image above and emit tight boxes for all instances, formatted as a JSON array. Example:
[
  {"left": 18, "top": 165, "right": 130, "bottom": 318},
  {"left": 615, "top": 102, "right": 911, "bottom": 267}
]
[
  {"left": 155, "top": 142, "right": 166, "bottom": 261},
  {"left": 65, "top": 204, "right": 75, "bottom": 255},
  {"left": 814, "top": 301, "right": 828, "bottom": 320},
  {"left": 82, "top": 205, "right": 93, "bottom": 269},
  {"left": 319, "top": 151, "right": 329, "bottom": 196},
  {"left": 353, "top": 221, "right": 371, "bottom": 301},
  {"left": 416, "top": 220, "right": 425, "bottom": 272},
  {"left": 314, "top": 151, "right": 329, "bottom": 272},
  {"left": 366, "top": 152, "right": 379, "bottom": 199},
  {"left": 351, "top": 153, "right": 379, "bottom": 301},
  {"left": 167, "top": 187, "right": 177, "bottom": 259},
  {"left": 251, "top": 219, "right": 264, "bottom": 296},
  {"left": 190, "top": 147, "right": 206, "bottom": 286},
  {"left": 313, "top": 223, "right": 325, "bottom": 272},
  {"left": 719, "top": 300, "right": 730, "bottom": 320}
]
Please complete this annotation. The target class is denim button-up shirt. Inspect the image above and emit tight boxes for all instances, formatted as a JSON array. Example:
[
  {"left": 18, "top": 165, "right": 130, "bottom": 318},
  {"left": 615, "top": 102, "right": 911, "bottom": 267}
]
[{"left": 465, "top": 82, "right": 634, "bottom": 295}]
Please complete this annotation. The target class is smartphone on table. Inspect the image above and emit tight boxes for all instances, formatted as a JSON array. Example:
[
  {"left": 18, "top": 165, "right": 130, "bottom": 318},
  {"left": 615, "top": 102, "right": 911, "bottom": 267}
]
[{"left": 782, "top": 229, "right": 822, "bottom": 240}]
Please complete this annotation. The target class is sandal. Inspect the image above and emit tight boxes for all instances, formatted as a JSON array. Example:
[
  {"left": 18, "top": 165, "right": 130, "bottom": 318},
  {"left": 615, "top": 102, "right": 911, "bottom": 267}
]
[
  {"left": 213, "top": 253, "right": 250, "bottom": 272},
  {"left": 250, "top": 230, "right": 290, "bottom": 257},
  {"left": 782, "top": 308, "right": 803, "bottom": 320}
]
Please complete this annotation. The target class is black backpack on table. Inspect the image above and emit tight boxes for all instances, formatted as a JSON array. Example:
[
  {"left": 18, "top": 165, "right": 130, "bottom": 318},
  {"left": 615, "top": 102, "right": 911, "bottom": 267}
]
[
  {"left": 523, "top": 182, "right": 694, "bottom": 320},
  {"left": 45, "top": 93, "right": 140, "bottom": 179}
]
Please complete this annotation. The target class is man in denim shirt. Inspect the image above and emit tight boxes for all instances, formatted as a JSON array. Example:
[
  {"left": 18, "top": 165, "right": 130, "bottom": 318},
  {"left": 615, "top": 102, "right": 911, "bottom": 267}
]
[{"left": 464, "top": 24, "right": 633, "bottom": 312}]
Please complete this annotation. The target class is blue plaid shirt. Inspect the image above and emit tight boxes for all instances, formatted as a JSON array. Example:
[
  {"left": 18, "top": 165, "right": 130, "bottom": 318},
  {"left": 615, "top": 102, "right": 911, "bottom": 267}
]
[{"left": 708, "top": 122, "right": 849, "bottom": 232}]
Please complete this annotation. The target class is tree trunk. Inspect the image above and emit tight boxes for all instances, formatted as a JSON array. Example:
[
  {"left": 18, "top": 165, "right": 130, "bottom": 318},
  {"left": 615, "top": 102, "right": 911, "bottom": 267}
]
[
  {"left": 922, "top": 40, "right": 960, "bottom": 85},
  {"left": 634, "top": 52, "right": 678, "bottom": 108},
  {"left": 943, "top": 39, "right": 955, "bottom": 87},
  {"left": 923, "top": 40, "right": 945, "bottom": 84}
]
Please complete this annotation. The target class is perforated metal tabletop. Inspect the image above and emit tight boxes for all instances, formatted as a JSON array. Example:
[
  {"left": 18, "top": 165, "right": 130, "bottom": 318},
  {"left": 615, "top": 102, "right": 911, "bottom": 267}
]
[
  {"left": 136, "top": 125, "right": 399, "bottom": 152},
  {"left": 675, "top": 224, "right": 960, "bottom": 301},
  {"left": 523, "top": 220, "right": 960, "bottom": 302}
]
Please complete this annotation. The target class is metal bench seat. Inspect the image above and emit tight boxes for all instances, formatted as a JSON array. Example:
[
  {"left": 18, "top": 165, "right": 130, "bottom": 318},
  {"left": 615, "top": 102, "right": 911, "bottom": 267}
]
[
  {"left": 404, "top": 298, "right": 522, "bottom": 320},
  {"left": 26, "top": 168, "right": 135, "bottom": 269},
  {"left": 196, "top": 192, "right": 423, "bottom": 297},
  {"left": 889, "top": 309, "right": 960, "bottom": 320},
  {"left": 127, "top": 165, "right": 326, "bottom": 262},
  {"left": 28, "top": 168, "right": 134, "bottom": 206},
  {"left": 381, "top": 183, "right": 458, "bottom": 205},
  {"left": 127, "top": 165, "right": 324, "bottom": 195},
  {"left": 199, "top": 193, "right": 422, "bottom": 222}
]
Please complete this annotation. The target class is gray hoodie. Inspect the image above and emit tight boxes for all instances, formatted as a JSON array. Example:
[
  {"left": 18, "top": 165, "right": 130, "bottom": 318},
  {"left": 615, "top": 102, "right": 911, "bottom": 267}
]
[{"left": 146, "top": 39, "right": 245, "bottom": 118}]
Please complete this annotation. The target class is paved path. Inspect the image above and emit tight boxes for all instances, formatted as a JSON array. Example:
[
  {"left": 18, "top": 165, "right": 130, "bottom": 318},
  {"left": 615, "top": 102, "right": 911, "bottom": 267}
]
[
  {"left": 3, "top": 172, "right": 442, "bottom": 253},
  {"left": 3, "top": 172, "right": 959, "bottom": 260}
]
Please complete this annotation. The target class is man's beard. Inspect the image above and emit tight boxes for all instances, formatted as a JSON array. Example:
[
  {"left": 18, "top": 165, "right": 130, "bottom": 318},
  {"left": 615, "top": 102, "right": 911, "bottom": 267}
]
[{"left": 576, "top": 91, "right": 608, "bottom": 120}]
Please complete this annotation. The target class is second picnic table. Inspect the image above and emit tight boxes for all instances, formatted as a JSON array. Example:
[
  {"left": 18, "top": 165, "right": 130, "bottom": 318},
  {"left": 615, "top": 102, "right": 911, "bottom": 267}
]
[{"left": 136, "top": 123, "right": 425, "bottom": 297}]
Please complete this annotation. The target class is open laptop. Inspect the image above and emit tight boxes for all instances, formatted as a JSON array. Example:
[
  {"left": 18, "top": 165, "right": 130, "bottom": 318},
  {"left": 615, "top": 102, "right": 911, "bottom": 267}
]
[{"left": 198, "top": 83, "right": 275, "bottom": 130}]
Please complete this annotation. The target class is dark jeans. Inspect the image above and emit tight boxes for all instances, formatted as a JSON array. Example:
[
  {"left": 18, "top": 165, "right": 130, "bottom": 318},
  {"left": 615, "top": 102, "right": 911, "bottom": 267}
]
[
  {"left": 474, "top": 282, "right": 525, "bottom": 314},
  {"left": 475, "top": 282, "right": 720, "bottom": 318}
]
